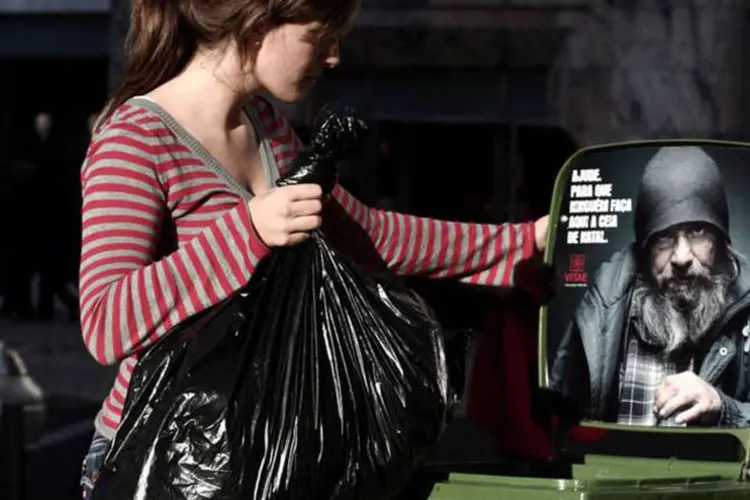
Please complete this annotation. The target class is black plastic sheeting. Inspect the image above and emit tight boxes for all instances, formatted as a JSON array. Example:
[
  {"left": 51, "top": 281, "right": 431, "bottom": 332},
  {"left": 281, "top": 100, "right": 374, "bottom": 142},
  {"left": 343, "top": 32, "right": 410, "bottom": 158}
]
[{"left": 92, "top": 106, "right": 452, "bottom": 500}]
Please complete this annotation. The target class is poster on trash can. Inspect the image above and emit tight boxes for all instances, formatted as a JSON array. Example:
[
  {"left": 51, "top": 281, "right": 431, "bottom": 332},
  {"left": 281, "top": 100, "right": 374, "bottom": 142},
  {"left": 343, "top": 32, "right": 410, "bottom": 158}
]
[{"left": 543, "top": 141, "right": 750, "bottom": 429}]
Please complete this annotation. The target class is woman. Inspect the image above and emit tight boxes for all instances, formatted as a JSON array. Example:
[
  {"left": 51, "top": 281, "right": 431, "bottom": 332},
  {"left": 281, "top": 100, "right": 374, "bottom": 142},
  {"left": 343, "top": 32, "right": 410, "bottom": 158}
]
[{"left": 78, "top": 0, "right": 549, "bottom": 497}]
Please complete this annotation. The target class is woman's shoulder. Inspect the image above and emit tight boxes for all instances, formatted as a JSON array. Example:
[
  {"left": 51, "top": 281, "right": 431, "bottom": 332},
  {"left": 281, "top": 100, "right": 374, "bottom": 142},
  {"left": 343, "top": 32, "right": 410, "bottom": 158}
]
[
  {"left": 247, "top": 94, "right": 276, "bottom": 121},
  {"left": 83, "top": 100, "right": 179, "bottom": 185},
  {"left": 246, "top": 94, "right": 296, "bottom": 137},
  {"left": 86, "top": 99, "right": 183, "bottom": 163},
  {"left": 93, "top": 100, "right": 163, "bottom": 138},
  {"left": 246, "top": 94, "right": 303, "bottom": 172}
]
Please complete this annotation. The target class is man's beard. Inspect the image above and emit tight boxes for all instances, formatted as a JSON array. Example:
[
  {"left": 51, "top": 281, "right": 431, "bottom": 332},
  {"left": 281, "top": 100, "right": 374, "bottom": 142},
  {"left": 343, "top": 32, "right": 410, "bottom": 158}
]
[{"left": 632, "top": 260, "right": 733, "bottom": 353}]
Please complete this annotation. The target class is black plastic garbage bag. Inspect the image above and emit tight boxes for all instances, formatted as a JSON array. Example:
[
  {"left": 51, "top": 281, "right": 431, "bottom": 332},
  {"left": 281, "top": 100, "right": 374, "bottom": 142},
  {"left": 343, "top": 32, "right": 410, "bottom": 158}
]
[{"left": 91, "top": 106, "right": 452, "bottom": 500}]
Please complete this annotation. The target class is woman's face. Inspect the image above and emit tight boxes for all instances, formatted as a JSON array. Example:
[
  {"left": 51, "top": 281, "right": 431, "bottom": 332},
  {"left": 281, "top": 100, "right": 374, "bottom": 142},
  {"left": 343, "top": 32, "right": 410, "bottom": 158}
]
[{"left": 253, "top": 22, "right": 341, "bottom": 103}]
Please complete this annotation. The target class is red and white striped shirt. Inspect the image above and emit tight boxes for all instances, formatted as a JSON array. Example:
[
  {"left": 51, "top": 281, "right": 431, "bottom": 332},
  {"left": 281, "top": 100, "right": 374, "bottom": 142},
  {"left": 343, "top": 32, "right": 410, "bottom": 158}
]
[{"left": 80, "top": 95, "right": 536, "bottom": 439}]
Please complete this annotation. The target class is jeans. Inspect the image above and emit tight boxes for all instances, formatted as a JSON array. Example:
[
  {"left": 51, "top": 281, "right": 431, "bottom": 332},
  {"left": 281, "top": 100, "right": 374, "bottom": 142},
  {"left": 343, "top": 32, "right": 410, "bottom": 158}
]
[{"left": 80, "top": 431, "right": 112, "bottom": 499}]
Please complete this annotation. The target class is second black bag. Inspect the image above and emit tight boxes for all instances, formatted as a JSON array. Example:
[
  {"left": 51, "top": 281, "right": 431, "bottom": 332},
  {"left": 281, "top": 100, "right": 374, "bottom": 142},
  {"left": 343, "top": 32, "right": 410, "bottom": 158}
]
[{"left": 92, "top": 108, "right": 451, "bottom": 500}]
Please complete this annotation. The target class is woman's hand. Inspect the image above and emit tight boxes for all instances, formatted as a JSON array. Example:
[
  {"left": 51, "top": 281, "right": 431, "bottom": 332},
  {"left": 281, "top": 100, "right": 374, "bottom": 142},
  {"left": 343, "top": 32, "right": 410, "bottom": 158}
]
[
  {"left": 534, "top": 214, "right": 549, "bottom": 253},
  {"left": 248, "top": 184, "right": 323, "bottom": 246}
]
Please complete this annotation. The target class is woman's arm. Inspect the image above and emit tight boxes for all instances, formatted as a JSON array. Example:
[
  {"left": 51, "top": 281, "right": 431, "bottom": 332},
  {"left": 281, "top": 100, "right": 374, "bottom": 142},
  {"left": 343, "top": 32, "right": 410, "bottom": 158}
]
[
  {"left": 79, "top": 119, "right": 269, "bottom": 366},
  {"left": 324, "top": 184, "right": 539, "bottom": 288},
  {"left": 259, "top": 103, "right": 542, "bottom": 288}
]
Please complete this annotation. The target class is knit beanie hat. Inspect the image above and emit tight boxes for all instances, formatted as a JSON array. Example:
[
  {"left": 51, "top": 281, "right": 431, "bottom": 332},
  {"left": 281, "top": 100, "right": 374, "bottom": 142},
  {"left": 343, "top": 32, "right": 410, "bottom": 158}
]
[{"left": 634, "top": 146, "right": 729, "bottom": 247}]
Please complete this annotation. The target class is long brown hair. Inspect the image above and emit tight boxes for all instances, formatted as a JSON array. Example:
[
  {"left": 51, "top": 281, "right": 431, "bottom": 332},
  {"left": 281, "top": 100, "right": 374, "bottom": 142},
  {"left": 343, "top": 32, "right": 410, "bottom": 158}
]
[{"left": 100, "top": 0, "right": 359, "bottom": 122}]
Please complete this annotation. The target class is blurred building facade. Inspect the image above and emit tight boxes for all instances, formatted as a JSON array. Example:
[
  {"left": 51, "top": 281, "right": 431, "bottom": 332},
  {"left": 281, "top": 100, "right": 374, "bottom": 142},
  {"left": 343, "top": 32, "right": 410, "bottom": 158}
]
[
  {"left": 0, "top": 0, "right": 109, "bottom": 164},
  {"left": 1, "top": 0, "right": 748, "bottom": 216}
]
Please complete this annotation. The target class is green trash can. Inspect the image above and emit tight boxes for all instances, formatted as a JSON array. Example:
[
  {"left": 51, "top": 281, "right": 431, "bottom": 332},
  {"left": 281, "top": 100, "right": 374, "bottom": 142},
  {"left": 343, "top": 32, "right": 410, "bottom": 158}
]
[
  {"left": 431, "top": 474, "right": 750, "bottom": 500},
  {"left": 428, "top": 139, "right": 750, "bottom": 499},
  {"left": 429, "top": 426, "right": 750, "bottom": 499}
]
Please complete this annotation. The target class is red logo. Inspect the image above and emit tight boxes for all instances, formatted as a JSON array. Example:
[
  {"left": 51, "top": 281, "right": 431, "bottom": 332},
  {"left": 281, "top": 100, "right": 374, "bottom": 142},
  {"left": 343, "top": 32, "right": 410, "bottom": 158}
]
[
  {"left": 564, "top": 253, "right": 588, "bottom": 285},
  {"left": 569, "top": 254, "right": 585, "bottom": 272}
]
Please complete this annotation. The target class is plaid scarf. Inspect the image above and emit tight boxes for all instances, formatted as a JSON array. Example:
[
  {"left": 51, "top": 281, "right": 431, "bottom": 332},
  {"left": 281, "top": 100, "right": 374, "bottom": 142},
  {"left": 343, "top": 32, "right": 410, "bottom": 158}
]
[{"left": 617, "top": 321, "right": 693, "bottom": 427}]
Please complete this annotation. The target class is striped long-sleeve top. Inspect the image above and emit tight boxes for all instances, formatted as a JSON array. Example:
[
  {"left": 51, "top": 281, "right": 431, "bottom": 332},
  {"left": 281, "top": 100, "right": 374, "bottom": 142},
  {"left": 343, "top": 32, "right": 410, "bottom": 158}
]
[{"left": 80, "top": 95, "right": 536, "bottom": 440}]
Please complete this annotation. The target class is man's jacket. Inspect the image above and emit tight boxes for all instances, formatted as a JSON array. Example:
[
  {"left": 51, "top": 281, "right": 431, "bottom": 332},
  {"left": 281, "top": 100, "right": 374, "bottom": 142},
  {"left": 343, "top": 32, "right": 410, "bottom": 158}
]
[{"left": 549, "top": 245, "right": 750, "bottom": 427}]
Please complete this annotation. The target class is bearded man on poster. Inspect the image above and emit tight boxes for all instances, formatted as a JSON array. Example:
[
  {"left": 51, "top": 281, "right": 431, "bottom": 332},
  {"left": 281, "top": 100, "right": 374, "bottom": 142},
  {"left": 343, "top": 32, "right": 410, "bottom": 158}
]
[{"left": 550, "top": 146, "right": 750, "bottom": 428}]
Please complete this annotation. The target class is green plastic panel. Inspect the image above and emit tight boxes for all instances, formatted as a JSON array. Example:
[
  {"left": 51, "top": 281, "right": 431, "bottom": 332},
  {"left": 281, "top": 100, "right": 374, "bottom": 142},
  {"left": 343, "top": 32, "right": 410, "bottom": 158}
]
[
  {"left": 581, "top": 455, "right": 741, "bottom": 480},
  {"left": 429, "top": 473, "right": 750, "bottom": 499}
]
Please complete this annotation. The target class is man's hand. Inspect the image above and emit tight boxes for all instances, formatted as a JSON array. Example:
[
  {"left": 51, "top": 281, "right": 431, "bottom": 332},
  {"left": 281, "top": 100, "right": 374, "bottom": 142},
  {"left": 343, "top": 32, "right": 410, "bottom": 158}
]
[{"left": 654, "top": 371, "right": 722, "bottom": 424}]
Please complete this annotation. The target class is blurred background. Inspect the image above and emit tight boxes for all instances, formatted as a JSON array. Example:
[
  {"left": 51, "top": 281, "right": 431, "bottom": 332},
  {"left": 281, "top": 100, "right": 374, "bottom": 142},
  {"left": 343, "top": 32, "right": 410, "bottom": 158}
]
[{"left": 1, "top": 0, "right": 749, "bottom": 498}]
